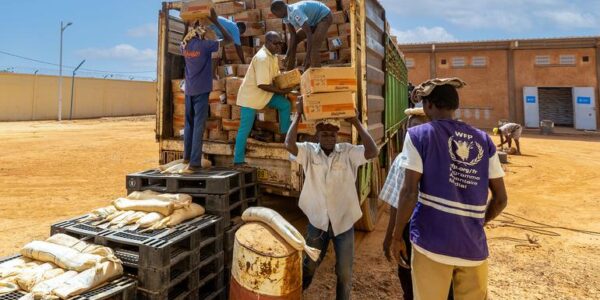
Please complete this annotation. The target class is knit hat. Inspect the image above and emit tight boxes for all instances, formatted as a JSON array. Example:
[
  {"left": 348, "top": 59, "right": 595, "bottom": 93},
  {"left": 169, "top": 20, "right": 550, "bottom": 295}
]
[
  {"left": 315, "top": 119, "right": 341, "bottom": 130},
  {"left": 410, "top": 77, "right": 467, "bottom": 104}
]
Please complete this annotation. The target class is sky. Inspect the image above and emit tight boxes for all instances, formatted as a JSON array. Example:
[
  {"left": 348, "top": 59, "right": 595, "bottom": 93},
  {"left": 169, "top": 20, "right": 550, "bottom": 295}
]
[{"left": 1, "top": 0, "right": 598, "bottom": 81}]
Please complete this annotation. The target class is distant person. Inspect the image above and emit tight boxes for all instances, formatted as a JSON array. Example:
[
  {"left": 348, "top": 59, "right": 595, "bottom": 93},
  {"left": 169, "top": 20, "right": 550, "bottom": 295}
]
[
  {"left": 285, "top": 96, "right": 378, "bottom": 300},
  {"left": 180, "top": 22, "right": 231, "bottom": 173},
  {"left": 494, "top": 123, "right": 522, "bottom": 155},
  {"left": 392, "top": 78, "right": 508, "bottom": 300},
  {"left": 233, "top": 32, "right": 293, "bottom": 166},
  {"left": 206, "top": 8, "right": 247, "bottom": 63},
  {"left": 270, "top": 0, "right": 332, "bottom": 70}
]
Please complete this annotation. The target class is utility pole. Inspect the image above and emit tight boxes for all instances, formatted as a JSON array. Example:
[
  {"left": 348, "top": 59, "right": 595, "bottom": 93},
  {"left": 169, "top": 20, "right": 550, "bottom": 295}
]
[
  {"left": 58, "top": 21, "right": 73, "bottom": 121},
  {"left": 69, "top": 60, "right": 85, "bottom": 120}
]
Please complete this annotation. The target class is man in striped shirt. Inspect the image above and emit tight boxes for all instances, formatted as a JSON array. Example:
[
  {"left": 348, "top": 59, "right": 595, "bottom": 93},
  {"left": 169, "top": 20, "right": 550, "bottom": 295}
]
[{"left": 392, "top": 79, "right": 508, "bottom": 300}]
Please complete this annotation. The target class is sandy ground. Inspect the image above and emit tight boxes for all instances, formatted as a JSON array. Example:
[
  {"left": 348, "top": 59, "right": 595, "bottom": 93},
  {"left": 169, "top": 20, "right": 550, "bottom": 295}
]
[{"left": 1, "top": 117, "right": 599, "bottom": 299}]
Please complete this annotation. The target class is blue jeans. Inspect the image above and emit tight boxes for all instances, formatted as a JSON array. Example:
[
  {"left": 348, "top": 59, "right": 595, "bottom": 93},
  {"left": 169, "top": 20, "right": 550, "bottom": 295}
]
[
  {"left": 303, "top": 223, "right": 354, "bottom": 300},
  {"left": 183, "top": 93, "right": 209, "bottom": 167},
  {"left": 233, "top": 94, "right": 291, "bottom": 164}
]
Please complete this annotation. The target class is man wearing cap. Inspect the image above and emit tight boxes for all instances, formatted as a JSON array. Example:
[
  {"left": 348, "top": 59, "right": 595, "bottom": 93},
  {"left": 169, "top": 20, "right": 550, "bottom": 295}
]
[
  {"left": 233, "top": 31, "right": 293, "bottom": 166},
  {"left": 493, "top": 123, "right": 522, "bottom": 155},
  {"left": 284, "top": 97, "right": 378, "bottom": 300},
  {"left": 392, "top": 78, "right": 508, "bottom": 300}
]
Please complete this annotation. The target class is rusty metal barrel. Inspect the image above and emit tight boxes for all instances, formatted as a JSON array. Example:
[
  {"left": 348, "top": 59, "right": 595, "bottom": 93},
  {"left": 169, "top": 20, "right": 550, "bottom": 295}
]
[{"left": 229, "top": 222, "right": 303, "bottom": 299}]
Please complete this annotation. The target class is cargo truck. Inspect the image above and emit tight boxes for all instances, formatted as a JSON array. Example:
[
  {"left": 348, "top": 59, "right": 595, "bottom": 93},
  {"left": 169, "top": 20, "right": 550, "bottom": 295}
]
[{"left": 155, "top": 0, "right": 409, "bottom": 231}]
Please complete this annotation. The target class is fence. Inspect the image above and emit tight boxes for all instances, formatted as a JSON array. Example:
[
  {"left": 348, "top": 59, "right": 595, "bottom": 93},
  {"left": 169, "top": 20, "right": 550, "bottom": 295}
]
[{"left": 0, "top": 73, "right": 156, "bottom": 121}]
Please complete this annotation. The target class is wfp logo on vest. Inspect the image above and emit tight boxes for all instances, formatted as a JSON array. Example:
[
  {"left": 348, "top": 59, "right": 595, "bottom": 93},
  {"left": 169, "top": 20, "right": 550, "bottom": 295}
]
[
  {"left": 183, "top": 50, "right": 201, "bottom": 58},
  {"left": 448, "top": 132, "right": 483, "bottom": 166}
]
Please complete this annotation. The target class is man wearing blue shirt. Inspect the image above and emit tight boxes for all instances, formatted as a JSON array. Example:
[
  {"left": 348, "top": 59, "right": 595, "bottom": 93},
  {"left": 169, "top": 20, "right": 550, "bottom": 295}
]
[
  {"left": 206, "top": 8, "right": 247, "bottom": 63},
  {"left": 270, "top": 0, "right": 332, "bottom": 70}
]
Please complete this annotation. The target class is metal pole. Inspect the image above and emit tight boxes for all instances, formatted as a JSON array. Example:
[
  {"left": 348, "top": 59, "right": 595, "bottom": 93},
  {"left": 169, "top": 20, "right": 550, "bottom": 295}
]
[
  {"left": 58, "top": 21, "right": 72, "bottom": 121},
  {"left": 69, "top": 60, "right": 85, "bottom": 120},
  {"left": 58, "top": 21, "right": 63, "bottom": 121}
]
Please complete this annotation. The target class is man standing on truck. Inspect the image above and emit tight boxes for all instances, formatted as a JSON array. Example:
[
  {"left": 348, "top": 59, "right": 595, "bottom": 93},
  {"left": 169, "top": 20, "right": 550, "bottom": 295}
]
[
  {"left": 180, "top": 22, "right": 231, "bottom": 173},
  {"left": 391, "top": 78, "right": 508, "bottom": 300},
  {"left": 284, "top": 97, "right": 379, "bottom": 300},
  {"left": 206, "top": 8, "right": 247, "bottom": 63},
  {"left": 270, "top": 0, "right": 332, "bottom": 70},
  {"left": 233, "top": 31, "right": 293, "bottom": 166}
]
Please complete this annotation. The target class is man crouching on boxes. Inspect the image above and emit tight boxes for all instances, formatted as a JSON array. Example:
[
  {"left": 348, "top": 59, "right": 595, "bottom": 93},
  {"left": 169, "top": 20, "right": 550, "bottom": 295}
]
[{"left": 284, "top": 97, "right": 378, "bottom": 300}]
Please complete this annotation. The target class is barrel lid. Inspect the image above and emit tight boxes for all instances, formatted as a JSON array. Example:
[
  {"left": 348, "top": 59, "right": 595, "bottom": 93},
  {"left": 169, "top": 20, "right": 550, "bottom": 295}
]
[{"left": 235, "top": 222, "right": 296, "bottom": 257}]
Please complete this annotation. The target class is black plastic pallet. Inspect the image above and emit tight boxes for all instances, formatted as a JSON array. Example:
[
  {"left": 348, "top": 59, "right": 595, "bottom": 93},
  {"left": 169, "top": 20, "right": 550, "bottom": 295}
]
[
  {"left": 246, "top": 197, "right": 262, "bottom": 208},
  {"left": 0, "top": 276, "right": 136, "bottom": 300},
  {"left": 242, "top": 184, "right": 260, "bottom": 200},
  {"left": 204, "top": 287, "right": 227, "bottom": 300},
  {"left": 223, "top": 221, "right": 243, "bottom": 252},
  {"left": 208, "top": 200, "right": 247, "bottom": 227},
  {"left": 211, "top": 167, "right": 257, "bottom": 186},
  {"left": 198, "top": 269, "right": 225, "bottom": 299},
  {"left": 126, "top": 169, "right": 242, "bottom": 194},
  {"left": 190, "top": 190, "right": 243, "bottom": 211},
  {"left": 132, "top": 249, "right": 223, "bottom": 293},
  {"left": 51, "top": 214, "right": 223, "bottom": 269}
]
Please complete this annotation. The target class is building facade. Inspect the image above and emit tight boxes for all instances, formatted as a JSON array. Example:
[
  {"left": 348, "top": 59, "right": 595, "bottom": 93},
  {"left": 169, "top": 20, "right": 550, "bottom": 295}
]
[{"left": 398, "top": 37, "right": 600, "bottom": 130}]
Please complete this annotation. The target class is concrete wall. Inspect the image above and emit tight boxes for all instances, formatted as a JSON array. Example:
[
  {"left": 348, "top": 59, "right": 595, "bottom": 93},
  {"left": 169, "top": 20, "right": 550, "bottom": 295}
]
[{"left": 0, "top": 73, "right": 156, "bottom": 121}]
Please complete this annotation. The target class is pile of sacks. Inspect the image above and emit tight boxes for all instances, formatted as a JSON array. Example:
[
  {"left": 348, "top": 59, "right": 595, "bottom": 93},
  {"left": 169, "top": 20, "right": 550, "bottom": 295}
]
[
  {"left": 79, "top": 190, "right": 205, "bottom": 232},
  {"left": 0, "top": 234, "right": 122, "bottom": 299}
]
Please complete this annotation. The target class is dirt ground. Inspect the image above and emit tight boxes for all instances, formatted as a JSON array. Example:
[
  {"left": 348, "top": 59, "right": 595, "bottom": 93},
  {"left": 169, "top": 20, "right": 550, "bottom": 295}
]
[{"left": 1, "top": 117, "right": 599, "bottom": 300}]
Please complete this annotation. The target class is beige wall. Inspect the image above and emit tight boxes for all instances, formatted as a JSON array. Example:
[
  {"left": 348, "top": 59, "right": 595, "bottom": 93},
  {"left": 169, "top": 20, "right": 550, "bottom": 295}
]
[
  {"left": 0, "top": 73, "right": 156, "bottom": 121},
  {"left": 513, "top": 48, "right": 598, "bottom": 125}
]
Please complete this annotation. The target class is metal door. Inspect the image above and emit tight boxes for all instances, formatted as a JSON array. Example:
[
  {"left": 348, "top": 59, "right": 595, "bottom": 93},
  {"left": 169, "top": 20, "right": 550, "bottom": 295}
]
[
  {"left": 523, "top": 87, "right": 539, "bottom": 128},
  {"left": 572, "top": 87, "right": 597, "bottom": 130}
]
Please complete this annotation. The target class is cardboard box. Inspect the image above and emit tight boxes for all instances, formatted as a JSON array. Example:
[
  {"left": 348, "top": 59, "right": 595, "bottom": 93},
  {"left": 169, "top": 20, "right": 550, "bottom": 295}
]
[
  {"left": 339, "top": 121, "right": 353, "bottom": 135},
  {"left": 260, "top": 8, "right": 277, "bottom": 19},
  {"left": 244, "top": 0, "right": 254, "bottom": 9},
  {"left": 214, "top": 1, "right": 246, "bottom": 15},
  {"left": 206, "top": 118, "right": 222, "bottom": 130},
  {"left": 218, "top": 65, "right": 237, "bottom": 78},
  {"left": 180, "top": 0, "right": 213, "bottom": 22},
  {"left": 231, "top": 105, "right": 242, "bottom": 120},
  {"left": 228, "top": 130, "right": 238, "bottom": 142},
  {"left": 226, "top": 95, "right": 238, "bottom": 105},
  {"left": 328, "top": 36, "right": 348, "bottom": 50},
  {"left": 338, "top": 23, "right": 351, "bottom": 36},
  {"left": 171, "top": 79, "right": 184, "bottom": 94},
  {"left": 255, "top": 121, "right": 280, "bottom": 132},
  {"left": 298, "top": 120, "right": 317, "bottom": 135},
  {"left": 213, "top": 79, "right": 226, "bottom": 91},
  {"left": 341, "top": 0, "right": 351, "bottom": 10},
  {"left": 224, "top": 45, "right": 254, "bottom": 60},
  {"left": 222, "top": 118, "right": 241, "bottom": 131},
  {"left": 265, "top": 18, "right": 284, "bottom": 32},
  {"left": 254, "top": 0, "right": 272, "bottom": 9},
  {"left": 320, "top": 0, "right": 337, "bottom": 10},
  {"left": 253, "top": 35, "right": 265, "bottom": 47},
  {"left": 209, "top": 128, "right": 229, "bottom": 141},
  {"left": 240, "top": 22, "right": 266, "bottom": 37},
  {"left": 209, "top": 91, "right": 227, "bottom": 103},
  {"left": 332, "top": 11, "right": 347, "bottom": 24},
  {"left": 236, "top": 64, "right": 250, "bottom": 77},
  {"left": 257, "top": 109, "right": 278, "bottom": 122},
  {"left": 339, "top": 48, "right": 351, "bottom": 61},
  {"left": 320, "top": 51, "right": 338, "bottom": 63},
  {"left": 301, "top": 67, "right": 357, "bottom": 94},
  {"left": 274, "top": 69, "right": 301, "bottom": 89},
  {"left": 233, "top": 9, "right": 261, "bottom": 22},
  {"left": 327, "top": 24, "right": 339, "bottom": 37},
  {"left": 226, "top": 77, "right": 244, "bottom": 97},
  {"left": 210, "top": 102, "right": 231, "bottom": 118},
  {"left": 302, "top": 91, "right": 356, "bottom": 120}
]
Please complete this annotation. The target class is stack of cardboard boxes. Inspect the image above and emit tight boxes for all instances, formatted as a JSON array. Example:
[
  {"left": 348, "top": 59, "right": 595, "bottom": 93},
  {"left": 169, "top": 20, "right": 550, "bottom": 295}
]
[{"left": 174, "top": 0, "right": 354, "bottom": 143}]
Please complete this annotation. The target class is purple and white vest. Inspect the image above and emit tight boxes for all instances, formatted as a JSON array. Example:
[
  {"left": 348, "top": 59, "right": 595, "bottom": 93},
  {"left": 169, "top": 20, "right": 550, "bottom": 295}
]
[{"left": 408, "top": 120, "right": 496, "bottom": 261}]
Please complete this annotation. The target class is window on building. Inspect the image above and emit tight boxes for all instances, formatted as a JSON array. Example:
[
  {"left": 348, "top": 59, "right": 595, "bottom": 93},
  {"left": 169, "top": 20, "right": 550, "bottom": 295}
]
[
  {"left": 451, "top": 57, "right": 466, "bottom": 67},
  {"left": 405, "top": 58, "right": 415, "bottom": 68},
  {"left": 535, "top": 55, "right": 550, "bottom": 66},
  {"left": 441, "top": 59, "right": 447, "bottom": 65},
  {"left": 582, "top": 56, "right": 590, "bottom": 62},
  {"left": 559, "top": 55, "right": 576, "bottom": 65},
  {"left": 471, "top": 56, "right": 487, "bottom": 67}
]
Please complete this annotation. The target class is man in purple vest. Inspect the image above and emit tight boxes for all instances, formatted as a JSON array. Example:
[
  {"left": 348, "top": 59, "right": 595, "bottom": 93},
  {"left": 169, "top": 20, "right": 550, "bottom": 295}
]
[{"left": 392, "top": 78, "right": 508, "bottom": 300}]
